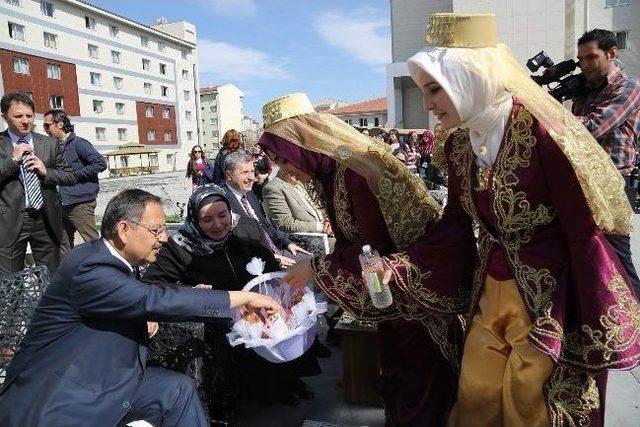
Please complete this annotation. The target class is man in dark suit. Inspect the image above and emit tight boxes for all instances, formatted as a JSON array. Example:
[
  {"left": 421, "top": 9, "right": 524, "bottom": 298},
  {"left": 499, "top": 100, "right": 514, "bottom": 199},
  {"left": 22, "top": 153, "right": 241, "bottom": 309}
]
[
  {"left": 220, "top": 150, "right": 310, "bottom": 268},
  {"left": 0, "top": 92, "right": 76, "bottom": 274},
  {"left": 0, "top": 189, "right": 279, "bottom": 427}
]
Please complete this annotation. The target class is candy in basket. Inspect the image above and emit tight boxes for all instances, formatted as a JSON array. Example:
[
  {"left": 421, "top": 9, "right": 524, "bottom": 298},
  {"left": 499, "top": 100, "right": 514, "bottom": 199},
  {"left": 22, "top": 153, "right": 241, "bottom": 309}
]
[{"left": 226, "top": 258, "right": 327, "bottom": 363}]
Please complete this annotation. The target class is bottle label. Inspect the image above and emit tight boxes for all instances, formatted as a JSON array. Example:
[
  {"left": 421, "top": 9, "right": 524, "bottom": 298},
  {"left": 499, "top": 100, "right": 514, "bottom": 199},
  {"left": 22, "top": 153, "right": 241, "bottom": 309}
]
[{"left": 366, "top": 272, "right": 382, "bottom": 293}]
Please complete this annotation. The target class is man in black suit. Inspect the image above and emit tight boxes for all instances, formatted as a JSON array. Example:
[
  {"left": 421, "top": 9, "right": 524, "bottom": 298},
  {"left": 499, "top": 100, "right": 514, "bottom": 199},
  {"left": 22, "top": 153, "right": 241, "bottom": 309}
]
[
  {"left": 0, "top": 92, "right": 76, "bottom": 274},
  {"left": 0, "top": 189, "right": 279, "bottom": 427},
  {"left": 221, "top": 150, "right": 310, "bottom": 268}
]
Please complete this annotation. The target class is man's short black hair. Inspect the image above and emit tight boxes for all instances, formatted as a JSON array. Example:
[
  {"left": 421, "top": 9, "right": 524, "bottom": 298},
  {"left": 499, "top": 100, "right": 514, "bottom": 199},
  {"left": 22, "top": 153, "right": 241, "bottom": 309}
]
[
  {"left": 44, "top": 109, "right": 75, "bottom": 133},
  {"left": 578, "top": 29, "right": 617, "bottom": 51},
  {"left": 1, "top": 91, "right": 35, "bottom": 115},
  {"left": 101, "top": 189, "right": 162, "bottom": 239}
]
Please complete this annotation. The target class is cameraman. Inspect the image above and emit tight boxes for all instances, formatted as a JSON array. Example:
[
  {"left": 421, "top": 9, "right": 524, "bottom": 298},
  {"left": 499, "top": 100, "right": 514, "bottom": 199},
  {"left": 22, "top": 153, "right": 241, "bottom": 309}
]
[
  {"left": 572, "top": 29, "right": 640, "bottom": 195},
  {"left": 572, "top": 28, "right": 640, "bottom": 296}
]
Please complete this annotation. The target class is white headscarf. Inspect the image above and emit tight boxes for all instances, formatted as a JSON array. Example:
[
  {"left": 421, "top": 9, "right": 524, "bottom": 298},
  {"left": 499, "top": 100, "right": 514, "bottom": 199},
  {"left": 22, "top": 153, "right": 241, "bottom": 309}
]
[{"left": 408, "top": 46, "right": 513, "bottom": 167}]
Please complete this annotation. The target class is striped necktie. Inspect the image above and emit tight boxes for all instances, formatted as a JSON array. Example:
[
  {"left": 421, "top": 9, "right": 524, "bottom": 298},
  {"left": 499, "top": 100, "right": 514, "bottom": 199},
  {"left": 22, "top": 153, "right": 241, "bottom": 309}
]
[
  {"left": 241, "top": 195, "right": 281, "bottom": 255},
  {"left": 18, "top": 137, "right": 44, "bottom": 210}
]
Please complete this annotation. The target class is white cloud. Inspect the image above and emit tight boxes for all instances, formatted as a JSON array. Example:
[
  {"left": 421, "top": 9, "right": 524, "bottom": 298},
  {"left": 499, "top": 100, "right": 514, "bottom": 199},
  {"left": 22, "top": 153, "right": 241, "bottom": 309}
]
[
  {"left": 197, "top": 39, "right": 290, "bottom": 82},
  {"left": 314, "top": 11, "right": 391, "bottom": 67},
  {"left": 194, "top": 0, "right": 256, "bottom": 18}
]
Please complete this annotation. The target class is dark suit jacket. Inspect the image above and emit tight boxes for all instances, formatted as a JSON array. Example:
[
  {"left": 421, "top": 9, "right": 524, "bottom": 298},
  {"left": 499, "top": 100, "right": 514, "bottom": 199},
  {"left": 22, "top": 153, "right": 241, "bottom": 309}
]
[
  {"left": 0, "top": 130, "right": 76, "bottom": 246},
  {"left": 0, "top": 239, "right": 231, "bottom": 427},
  {"left": 220, "top": 182, "right": 291, "bottom": 249}
]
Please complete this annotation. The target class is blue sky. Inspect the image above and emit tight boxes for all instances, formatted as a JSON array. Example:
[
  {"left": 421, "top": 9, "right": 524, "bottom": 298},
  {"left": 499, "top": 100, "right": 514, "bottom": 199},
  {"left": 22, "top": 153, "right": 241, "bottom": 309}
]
[{"left": 97, "top": 0, "right": 391, "bottom": 121}]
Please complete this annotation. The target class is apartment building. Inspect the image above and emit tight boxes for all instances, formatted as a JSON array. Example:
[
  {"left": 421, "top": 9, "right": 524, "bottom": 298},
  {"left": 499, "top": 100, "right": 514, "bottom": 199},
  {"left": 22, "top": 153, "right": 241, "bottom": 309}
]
[
  {"left": 199, "top": 83, "right": 244, "bottom": 156},
  {"left": 0, "top": 0, "right": 200, "bottom": 175},
  {"left": 387, "top": 0, "right": 639, "bottom": 129}
]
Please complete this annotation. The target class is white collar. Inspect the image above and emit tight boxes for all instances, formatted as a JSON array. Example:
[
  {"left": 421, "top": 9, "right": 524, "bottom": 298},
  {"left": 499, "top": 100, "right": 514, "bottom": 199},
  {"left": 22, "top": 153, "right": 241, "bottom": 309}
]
[
  {"left": 227, "top": 183, "right": 245, "bottom": 201},
  {"left": 103, "top": 238, "right": 134, "bottom": 273}
]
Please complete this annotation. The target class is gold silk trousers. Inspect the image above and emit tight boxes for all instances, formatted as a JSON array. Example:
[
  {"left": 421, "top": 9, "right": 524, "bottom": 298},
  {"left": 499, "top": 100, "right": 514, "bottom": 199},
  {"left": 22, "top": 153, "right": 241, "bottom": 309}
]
[{"left": 448, "top": 276, "right": 554, "bottom": 427}]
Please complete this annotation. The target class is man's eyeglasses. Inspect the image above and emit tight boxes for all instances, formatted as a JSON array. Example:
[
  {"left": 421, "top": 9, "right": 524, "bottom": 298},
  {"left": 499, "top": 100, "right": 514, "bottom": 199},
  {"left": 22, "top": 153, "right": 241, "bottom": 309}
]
[{"left": 129, "top": 220, "right": 167, "bottom": 238}]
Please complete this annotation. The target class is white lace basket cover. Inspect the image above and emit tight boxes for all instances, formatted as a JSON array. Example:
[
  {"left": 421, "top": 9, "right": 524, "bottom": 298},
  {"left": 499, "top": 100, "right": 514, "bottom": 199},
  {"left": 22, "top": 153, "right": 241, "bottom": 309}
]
[{"left": 226, "top": 271, "right": 327, "bottom": 363}]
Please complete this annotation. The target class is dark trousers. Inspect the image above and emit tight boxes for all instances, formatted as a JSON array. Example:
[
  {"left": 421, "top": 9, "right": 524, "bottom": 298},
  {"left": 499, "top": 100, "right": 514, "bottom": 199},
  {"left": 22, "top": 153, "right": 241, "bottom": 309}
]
[
  {"left": 118, "top": 367, "right": 208, "bottom": 427},
  {"left": 60, "top": 200, "right": 100, "bottom": 256},
  {"left": 0, "top": 211, "right": 60, "bottom": 275}
]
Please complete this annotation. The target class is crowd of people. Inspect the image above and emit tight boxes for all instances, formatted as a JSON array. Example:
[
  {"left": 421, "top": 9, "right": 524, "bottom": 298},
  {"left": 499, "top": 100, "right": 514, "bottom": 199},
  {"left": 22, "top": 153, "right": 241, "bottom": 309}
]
[{"left": 0, "top": 12, "right": 639, "bottom": 427}]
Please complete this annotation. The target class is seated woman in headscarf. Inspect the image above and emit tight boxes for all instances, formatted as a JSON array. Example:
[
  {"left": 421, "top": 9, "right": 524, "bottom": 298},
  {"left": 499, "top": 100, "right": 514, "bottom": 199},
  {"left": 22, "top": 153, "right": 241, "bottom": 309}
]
[
  {"left": 259, "top": 93, "right": 471, "bottom": 426},
  {"left": 372, "top": 13, "right": 640, "bottom": 427},
  {"left": 142, "top": 184, "right": 320, "bottom": 424}
]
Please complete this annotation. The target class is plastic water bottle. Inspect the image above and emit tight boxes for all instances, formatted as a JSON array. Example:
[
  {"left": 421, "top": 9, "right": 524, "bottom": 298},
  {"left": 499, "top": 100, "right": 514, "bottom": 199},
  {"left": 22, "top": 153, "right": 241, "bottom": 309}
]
[{"left": 359, "top": 245, "right": 393, "bottom": 309}]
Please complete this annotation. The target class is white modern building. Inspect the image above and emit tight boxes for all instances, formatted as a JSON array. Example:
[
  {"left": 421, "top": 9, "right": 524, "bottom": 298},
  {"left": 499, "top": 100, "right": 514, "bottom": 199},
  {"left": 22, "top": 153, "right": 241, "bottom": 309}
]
[
  {"left": 199, "top": 83, "right": 244, "bottom": 156},
  {"left": 0, "top": 0, "right": 200, "bottom": 175},
  {"left": 386, "top": 0, "right": 639, "bottom": 129},
  {"left": 241, "top": 114, "right": 261, "bottom": 146}
]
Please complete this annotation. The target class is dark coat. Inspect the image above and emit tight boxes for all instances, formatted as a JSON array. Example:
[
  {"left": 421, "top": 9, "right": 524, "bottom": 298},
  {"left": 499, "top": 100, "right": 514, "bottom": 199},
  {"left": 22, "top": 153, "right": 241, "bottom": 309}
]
[
  {"left": 0, "top": 130, "right": 76, "bottom": 246},
  {"left": 0, "top": 239, "right": 231, "bottom": 427},
  {"left": 220, "top": 182, "right": 291, "bottom": 250},
  {"left": 58, "top": 132, "right": 107, "bottom": 205}
]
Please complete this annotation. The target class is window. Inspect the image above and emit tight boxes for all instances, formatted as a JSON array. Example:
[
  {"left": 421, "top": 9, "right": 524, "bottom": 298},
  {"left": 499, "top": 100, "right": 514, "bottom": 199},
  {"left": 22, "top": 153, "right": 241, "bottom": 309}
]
[
  {"left": 149, "top": 154, "right": 158, "bottom": 166},
  {"left": 181, "top": 50, "right": 188, "bottom": 60},
  {"left": 147, "top": 130, "right": 156, "bottom": 141},
  {"left": 183, "top": 90, "right": 190, "bottom": 101},
  {"left": 161, "top": 86, "right": 168, "bottom": 97},
  {"left": 50, "top": 95, "right": 64, "bottom": 109},
  {"left": 163, "top": 131, "right": 172, "bottom": 141},
  {"left": 93, "top": 100, "right": 104, "bottom": 114},
  {"left": 88, "top": 44, "right": 99, "bottom": 59},
  {"left": 119, "top": 156, "right": 129, "bottom": 168},
  {"left": 210, "top": 106, "right": 217, "bottom": 113},
  {"left": 162, "top": 108, "right": 170, "bottom": 119},
  {"left": 5, "top": 0, "right": 21, "bottom": 6},
  {"left": 166, "top": 153, "right": 175, "bottom": 164},
  {"left": 115, "top": 102, "right": 125, "bottom": 115},
  {"left": 159, "top": 63, "right": 166, "bottom": 75},
  {"left": 359, "top": 118, "right": 368, "bottom": 127},
  {"left": 46, "top": 63, "right": 61, "bottom": 79},
  {"left": 95, "top": 127, "right": 106, "bottom": 140},
  {"left": 43, "top": 31, "right": 57, "bottom": 48},
  {"left": 185, "top": 111, "right": 192, "bottom": 121},
  {"left": 141, "top": 35, "right": 149, "bottom": 47},
  {"left": 109, "top": 24, "right": 118, "bottom": 37},
  {"left": 85, "top": 16, "right": 95, "bottom": 30},
  {"left": 8, "top": 22, "right": 25, "bottom": 41},
  {"left": 13, "top": 57, "right": 29, "bottom": 74},
  {"left": 113, "top": 76, "right": 123, "bottom": 90},
  {"left": 117, "top": 128, "right": 127, "bottom": 141},
  {"left": 615, "top": 30, "right": 628, "bottom": 49},
  {"left": 90, "top": 72, "right": 101, "bottom": 86},
  {"left": 186, "top": 131, "right": 193, "bottom": 141},
  {"left": 605, "top": 0, "right": 630, "bottom": 6},
  {"left": 144, "top": 82, "right": 152, "bottom": 95},
  {"left": 40, "top": 1, "right": 54, "bottom": 17},
  {"left": 374, "top": 117, "right": 380, "bottom": 127},
  {"left": 157, "top": 41, "right": 165, "bottom": 52},
  {"left": 111, "top": 50, "right": 120, "bottom": 64},
  {"left": 182, "top": 69, "right": 189, "bottom": 80},
  {"left": 212, "top": 131, "right": 219, "bottom": 138},
  {"left": 142, "top": 58, "right": 150, "bottom": 71},
  {"left": 145, "top": 106, "right": 154, "bottom": 117}
]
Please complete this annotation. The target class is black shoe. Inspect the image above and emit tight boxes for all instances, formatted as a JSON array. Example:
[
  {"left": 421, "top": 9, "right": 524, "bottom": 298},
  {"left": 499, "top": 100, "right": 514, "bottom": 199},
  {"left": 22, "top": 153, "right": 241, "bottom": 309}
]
[{"left": 293, "top": 378, "right": 315, "bottom": 399}]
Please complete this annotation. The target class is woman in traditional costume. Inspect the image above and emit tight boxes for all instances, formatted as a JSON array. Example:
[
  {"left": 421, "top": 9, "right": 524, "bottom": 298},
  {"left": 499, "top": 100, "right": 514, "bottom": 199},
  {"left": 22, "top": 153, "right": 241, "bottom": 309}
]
[
  {"left": 258, "top": 93, "right": 471, "bottom": 426},
  {"left": 381, "top": 13, "right": 640, "bottom": 427}
]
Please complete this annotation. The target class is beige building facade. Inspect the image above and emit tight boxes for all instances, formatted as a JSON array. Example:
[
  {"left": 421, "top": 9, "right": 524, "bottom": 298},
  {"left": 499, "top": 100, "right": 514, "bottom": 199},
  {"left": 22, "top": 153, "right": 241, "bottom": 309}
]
[
  {"left": 387, "top": 0, "right": 639, "bottom": 129},
  {"left": 199, "top": 83, "right": 244, "bottom": 156}
]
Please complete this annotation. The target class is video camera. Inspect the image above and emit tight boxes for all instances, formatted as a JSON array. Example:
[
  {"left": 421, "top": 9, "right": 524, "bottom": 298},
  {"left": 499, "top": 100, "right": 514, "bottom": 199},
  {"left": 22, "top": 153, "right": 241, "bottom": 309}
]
[{"left": 526, "top": 51, "right": 587, "bottom": 102}]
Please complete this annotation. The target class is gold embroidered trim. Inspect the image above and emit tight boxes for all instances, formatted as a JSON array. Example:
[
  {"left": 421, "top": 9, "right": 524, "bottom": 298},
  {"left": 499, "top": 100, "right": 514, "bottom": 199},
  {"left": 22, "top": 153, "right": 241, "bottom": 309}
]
[
  {"left": 332, "top": 164, "right": 363, "bottom": 243},
  {"left": 545, "top": 365, "right": 600, "bottom": 427},
  {"left": 420, "top": 313, "right": 461, "bottom": 370}
]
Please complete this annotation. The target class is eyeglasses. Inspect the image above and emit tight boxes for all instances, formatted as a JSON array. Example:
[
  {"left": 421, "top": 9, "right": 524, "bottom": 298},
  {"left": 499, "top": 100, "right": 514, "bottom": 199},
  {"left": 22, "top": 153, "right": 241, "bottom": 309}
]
[
  {"left": 193, "top": 150, "right": 202, "bottom": 154},
  {"left": 129, "top": 220, "right": 167, "bottom": 238}
]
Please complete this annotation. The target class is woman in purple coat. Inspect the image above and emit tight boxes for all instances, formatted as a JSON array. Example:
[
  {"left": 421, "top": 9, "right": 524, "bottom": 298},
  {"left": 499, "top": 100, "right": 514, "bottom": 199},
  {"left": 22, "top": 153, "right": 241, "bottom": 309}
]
[{"left": 379, "top": 13, "right": 640, "bottom": 427}]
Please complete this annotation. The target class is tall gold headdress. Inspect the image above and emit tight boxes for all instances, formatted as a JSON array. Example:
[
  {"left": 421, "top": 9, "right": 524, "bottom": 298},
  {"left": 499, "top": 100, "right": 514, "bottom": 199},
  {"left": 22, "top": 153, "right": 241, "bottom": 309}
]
[
  {"left": 262, "top": 93, "right": 442, "bottom": 250},
  {"left": 409, "top": 13, "right": 632, "bottom": 234}
]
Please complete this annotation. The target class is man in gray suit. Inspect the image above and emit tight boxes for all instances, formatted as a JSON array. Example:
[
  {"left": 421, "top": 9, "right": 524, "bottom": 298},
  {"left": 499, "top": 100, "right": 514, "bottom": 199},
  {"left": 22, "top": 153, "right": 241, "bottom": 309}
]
[
  {"left": 262, "top": 164, "right": 332, "bottom": 235},
  {"left": 0, "top": 92, "right": 76, "bottom": 274}
]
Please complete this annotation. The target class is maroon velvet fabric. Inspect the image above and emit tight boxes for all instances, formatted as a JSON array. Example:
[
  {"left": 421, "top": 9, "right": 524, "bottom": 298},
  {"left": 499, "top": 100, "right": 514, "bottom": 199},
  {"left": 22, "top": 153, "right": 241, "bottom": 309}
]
[{"left": 258, "top": 130, "right": 456, "bottom": 426}]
